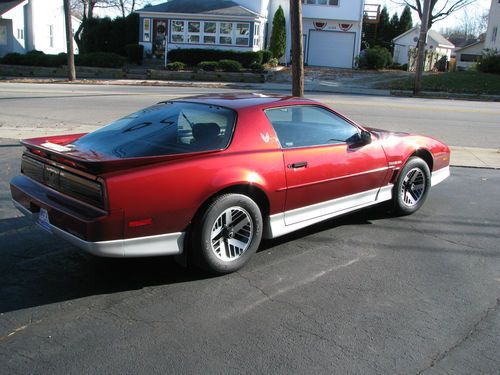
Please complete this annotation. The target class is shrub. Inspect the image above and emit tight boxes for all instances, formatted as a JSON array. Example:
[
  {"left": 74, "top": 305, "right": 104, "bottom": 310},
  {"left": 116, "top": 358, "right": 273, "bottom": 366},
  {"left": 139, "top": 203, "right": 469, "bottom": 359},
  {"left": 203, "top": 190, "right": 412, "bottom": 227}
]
[
  {"left": 218, "top": 59, "right": 241, "bottom": 72},
  {"left": 1, "top": 53, "right": 26, "bottom": 65},
  {"left": 477, "top": 49, "right": 500, "bottom": 74},
  {"left": 166, "top": 61, "right": 186, "bottom": 71},
  {"left": 76, "top": 52, "right": 127, "bottom": 68},
  {"left": 0, "top": 50, "right": 66, "bottom": 67},
  {"left": 261, "top": 49, "right": 272, "bottom": 64},
  {"left": 269, "top": 5, "right": 286, "bottom": 59},
  {"left": 125, "top": 44, "right": 144, "bottom": 65},
  {"left": 435, "top": 55, "right": 447, "bottom": 72},
  {"left": 250, "top": 62, "right": 265, "bottom": 72},
  {"left": 198, "top": 61, "right": 219, "bottom": 71},
  {"left": 268, "top": 58, "right": 279, "bottom": 67},
  {"left": 80, "top": 13, "right": 139, "bottom": 55},
  {"left": 358, "top": 47, "right": 392, "bottom": 69},
  {"left": 167, "top": 49, "right": 262, "bottom": 68}
]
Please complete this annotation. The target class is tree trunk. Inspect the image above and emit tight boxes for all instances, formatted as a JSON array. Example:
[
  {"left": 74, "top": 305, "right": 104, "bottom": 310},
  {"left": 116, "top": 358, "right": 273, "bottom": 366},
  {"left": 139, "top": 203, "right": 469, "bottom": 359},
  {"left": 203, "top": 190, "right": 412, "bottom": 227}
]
[
  {"left": 63, "top": 0, "right": 76, "bottom": 81},
  {"left": 290, "top": 0, "right": 304, "bottom": 97},
  {"left": 414, "top": 0, "right": 430, "bottom": 94}
]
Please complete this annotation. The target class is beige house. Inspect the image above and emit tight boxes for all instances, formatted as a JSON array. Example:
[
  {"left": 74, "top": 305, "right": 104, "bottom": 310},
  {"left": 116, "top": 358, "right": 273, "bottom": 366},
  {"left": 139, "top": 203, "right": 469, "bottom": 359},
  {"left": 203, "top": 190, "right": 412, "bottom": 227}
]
[{"left": 392, "top": 26, "right": 454, "bottom": 66}]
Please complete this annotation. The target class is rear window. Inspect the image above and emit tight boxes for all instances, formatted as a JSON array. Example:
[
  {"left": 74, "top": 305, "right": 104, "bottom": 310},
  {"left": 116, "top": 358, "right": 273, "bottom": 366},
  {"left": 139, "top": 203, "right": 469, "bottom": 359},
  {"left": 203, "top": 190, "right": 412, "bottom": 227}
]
[{"left": 72, "top": 102, "right": 236, "bottom": 158}]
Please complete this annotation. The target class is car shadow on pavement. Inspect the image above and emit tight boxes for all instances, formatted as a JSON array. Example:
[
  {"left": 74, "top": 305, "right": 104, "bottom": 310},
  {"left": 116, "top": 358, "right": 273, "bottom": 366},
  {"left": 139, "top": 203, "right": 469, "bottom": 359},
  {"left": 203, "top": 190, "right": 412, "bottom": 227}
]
[{"left": 0, "top": 206, "right": 392, "bottom": 314}]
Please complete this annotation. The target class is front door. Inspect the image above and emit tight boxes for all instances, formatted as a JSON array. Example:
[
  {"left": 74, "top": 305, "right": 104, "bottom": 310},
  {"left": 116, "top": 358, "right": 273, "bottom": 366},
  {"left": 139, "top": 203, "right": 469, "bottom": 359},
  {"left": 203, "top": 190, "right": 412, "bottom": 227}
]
[
  {"left": 153, "top": 19, "right": 167, "bottom": 58},
  {"left": 265, "top": 105, "right": 388, "bottom": 226}
]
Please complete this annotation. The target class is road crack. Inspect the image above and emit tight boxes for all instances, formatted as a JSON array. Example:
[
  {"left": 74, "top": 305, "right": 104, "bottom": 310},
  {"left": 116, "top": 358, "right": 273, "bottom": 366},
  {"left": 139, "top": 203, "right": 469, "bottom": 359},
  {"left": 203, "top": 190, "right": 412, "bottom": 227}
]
[{"left": 416, "top": 297, "right": 500, "bottom": 374}]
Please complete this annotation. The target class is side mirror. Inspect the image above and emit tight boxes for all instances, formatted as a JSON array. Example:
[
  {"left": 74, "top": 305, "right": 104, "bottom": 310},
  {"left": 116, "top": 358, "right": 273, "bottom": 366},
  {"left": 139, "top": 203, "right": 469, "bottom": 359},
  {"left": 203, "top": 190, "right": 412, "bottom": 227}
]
[
  {"left": 360, "top": 130, "right": 372, "bottom": 144},
  {"left": 348, "top": 130, "right": 372, "bottom": 146}
]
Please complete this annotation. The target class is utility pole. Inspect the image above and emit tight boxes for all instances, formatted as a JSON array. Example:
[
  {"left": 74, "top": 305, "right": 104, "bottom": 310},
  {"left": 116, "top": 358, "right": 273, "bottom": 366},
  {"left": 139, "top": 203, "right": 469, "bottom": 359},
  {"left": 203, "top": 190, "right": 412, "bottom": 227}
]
[
  {"left": 63, "top": 0, "right": 76, "bottom": 81},
  {"left": 414, "top": 0, "right": 431, "bottom": 94},
  {"left": 290, "top": 0, "right": 304, "bottom": 97}
]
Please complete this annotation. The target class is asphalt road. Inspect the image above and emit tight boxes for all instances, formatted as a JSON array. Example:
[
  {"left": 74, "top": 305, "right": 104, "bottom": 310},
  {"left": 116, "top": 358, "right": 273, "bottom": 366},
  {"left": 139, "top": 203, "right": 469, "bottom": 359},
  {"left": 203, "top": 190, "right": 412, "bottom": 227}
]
[
  {"left": 0, "top": 82, "right": 499, "bottom": 148},
  {"left": 0, "top": 136, "right": 499, "bottom": 373}
]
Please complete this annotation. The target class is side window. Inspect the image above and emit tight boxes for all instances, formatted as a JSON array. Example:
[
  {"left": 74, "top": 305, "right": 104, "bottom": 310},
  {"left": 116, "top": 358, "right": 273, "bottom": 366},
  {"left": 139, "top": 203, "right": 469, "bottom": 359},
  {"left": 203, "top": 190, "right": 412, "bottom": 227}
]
[{"left": 265, "top": 106, "right": 359, "bottom": 148}]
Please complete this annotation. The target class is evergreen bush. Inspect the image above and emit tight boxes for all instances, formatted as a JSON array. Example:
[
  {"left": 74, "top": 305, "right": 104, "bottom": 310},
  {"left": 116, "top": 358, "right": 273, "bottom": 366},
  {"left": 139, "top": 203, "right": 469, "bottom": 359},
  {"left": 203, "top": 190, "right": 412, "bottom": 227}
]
[
  {"left": 358, "top": 47, "right": 393, "bottom": 69},
  {"left": 477, "top": 49, "right": 500, "bottom": 74},
  {"left": 166, "top": 61, "right": 186, "bottom": 71},
  {"left": 197, "top": 61, "right": 219, "bottom": 71},
  {"left": 218, "top": 59, "right": 241, "bottom": 72}
]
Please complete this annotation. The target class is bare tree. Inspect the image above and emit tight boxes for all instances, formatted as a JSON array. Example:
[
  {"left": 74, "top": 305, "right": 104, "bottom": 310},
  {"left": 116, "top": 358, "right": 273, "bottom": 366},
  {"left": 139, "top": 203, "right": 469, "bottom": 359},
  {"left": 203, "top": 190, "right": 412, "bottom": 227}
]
[
  {"left": 64, "top": 0, "right": 76, "bottom": 81},
  {"left": 392, "top": 0, "right": 476, "bottom": 28},
  {"left": 109, "top": 0, "right": 143, "bottom": 17}
]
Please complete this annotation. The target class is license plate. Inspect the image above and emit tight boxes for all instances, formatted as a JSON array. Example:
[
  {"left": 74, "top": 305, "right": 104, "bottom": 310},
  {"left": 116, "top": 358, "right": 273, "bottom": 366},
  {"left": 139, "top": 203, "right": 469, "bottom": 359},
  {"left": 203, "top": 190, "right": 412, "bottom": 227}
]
[{"left": 37, "top": 208, "right": 52, "bottom": 233}]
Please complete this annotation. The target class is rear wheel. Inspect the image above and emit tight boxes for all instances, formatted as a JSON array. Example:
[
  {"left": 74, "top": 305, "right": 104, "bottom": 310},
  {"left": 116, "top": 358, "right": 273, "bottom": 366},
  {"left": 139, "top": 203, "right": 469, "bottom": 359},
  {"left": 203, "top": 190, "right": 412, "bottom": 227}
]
[
  {"left": 393, "top": 157, "right": 431, "bottom": 215},
  {"left": 191, "top": 194, "right": 263, "bottom": 274}
]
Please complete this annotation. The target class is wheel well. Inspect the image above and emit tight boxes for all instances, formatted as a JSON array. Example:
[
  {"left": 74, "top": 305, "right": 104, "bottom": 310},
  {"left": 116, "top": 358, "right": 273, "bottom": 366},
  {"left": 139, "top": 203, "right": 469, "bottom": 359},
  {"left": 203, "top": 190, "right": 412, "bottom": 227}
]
[
  {"left": 411, "top": 149, "right": 433, "bottom": 171},
  {"left": 193, "top": 184, "right": 270, "bottom": 225}
]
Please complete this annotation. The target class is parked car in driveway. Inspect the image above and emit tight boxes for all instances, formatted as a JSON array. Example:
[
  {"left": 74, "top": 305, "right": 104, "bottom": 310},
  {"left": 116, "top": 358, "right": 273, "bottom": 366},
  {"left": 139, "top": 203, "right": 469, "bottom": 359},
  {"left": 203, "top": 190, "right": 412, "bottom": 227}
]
[{"left": 10, "top": 94, "right": 450, "bottom": 274}]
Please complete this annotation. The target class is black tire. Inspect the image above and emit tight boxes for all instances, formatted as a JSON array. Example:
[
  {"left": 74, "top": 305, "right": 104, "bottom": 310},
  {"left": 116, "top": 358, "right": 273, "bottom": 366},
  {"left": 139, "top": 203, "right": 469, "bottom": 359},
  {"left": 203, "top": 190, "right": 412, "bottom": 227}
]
[
  {"left": 191, "top": 194, "right": 263, "bottom": 274},
  {"left": 392, "top": 157, "right": 431, "bottom": 216}
]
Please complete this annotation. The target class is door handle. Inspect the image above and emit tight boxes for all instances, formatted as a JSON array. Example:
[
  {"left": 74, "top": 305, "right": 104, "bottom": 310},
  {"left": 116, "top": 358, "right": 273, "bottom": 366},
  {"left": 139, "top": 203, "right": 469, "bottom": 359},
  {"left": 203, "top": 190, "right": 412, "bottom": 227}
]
[{"left": 288, "top": 161, "right": 308, "bottom": 169}]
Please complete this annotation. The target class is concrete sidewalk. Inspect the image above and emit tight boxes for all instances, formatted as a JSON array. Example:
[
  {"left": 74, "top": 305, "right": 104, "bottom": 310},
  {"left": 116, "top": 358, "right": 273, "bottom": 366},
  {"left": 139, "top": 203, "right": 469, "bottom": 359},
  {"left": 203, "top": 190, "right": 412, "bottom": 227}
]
[{"left": 450, "top": 147, "right": 500, "bottom": 169}]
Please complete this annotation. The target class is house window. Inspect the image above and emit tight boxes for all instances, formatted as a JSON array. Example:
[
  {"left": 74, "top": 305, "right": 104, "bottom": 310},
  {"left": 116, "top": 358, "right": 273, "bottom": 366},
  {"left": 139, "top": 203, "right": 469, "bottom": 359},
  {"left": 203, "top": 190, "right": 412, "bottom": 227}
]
[
  {"left": 49, "top": 25, "right": 54, "bottom": 47},
  {"left": 143, "top": 18, "right": 151, "bottom": 42},
  {"left": 460, "top": 54, "right": 479, "bottom": 62},
  {"left": 253, "top": 23, "right": 260, "bottom": 47},
  {"left": 493, "top": 27, "right": 498, "bottom": 42},
  {"left": 187, "top": 21, "right": 200, "bottom": 43},
  {"left": 171, "top": 20, "right": 185, "bottom": 43},
  {"left": 170, "top": 20, "right": 251, "bottom": 47},
  {"left": 302, "top": 0, "right": 339, "bottom": 5},
  {"left": 236, "top": 23, "right": 249, "bottom": 46},
  {"left": 219, "top": 22, "right": 233, "bottom": 44},
  {"left": 204, "top": 22, "right": 216, "bottom": 44}
]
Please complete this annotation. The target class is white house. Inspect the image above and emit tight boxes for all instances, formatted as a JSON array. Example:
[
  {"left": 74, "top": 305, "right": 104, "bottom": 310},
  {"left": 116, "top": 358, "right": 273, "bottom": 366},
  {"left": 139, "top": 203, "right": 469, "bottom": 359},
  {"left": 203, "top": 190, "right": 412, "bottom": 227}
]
[
  {"left": 136, "top": 0, "right": 366, "bottom": 69},
  {"left": 485, "top": 0, "right": 500, "bottom": 50},
  {"left": 454, "top": 40, "right": 484, "bottom": 70},
  {"left": 0, "top": 0, "right": 80, "bottom": 57},
  {"left": 392, "top": 26, "right": 454, "bottom": 66}
]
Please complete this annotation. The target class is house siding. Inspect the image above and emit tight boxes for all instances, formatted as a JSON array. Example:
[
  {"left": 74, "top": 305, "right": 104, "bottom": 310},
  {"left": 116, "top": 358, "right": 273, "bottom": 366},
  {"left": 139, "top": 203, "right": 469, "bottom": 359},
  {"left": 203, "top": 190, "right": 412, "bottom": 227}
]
[
  {"left": 137, "top": 0, "right": 364, "bottom": 68},
  {"left": 485, "top": 0, "right": 500, "bottom": 50}
]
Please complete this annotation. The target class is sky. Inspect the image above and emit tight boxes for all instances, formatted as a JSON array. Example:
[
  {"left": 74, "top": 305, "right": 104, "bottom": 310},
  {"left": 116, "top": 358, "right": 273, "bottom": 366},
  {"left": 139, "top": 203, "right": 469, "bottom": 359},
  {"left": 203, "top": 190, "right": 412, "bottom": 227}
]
[{"left": 379, "top": 0, "right": 491, "bottom": 31}]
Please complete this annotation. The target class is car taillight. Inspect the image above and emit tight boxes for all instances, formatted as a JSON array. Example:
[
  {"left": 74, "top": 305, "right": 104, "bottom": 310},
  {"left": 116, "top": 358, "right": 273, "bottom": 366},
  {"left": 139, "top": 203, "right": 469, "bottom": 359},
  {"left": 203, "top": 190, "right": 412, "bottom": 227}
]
[{"left": 21, "top": 155, "right": 105, "bottom": 209}]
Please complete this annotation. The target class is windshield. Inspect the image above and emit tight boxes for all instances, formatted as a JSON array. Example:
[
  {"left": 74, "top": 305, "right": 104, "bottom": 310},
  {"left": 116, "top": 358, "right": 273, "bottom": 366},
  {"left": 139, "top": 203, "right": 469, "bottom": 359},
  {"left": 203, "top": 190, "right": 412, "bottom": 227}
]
[{"left": 72, "top": 102, "right": 236, "bottom": 158}]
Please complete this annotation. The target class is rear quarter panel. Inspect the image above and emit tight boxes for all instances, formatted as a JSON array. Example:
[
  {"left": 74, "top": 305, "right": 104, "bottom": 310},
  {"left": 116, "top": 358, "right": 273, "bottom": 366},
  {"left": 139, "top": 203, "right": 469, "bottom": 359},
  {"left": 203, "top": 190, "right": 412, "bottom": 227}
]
[{"left": 103, "top": 108, "right": 287, "bottom": 239}]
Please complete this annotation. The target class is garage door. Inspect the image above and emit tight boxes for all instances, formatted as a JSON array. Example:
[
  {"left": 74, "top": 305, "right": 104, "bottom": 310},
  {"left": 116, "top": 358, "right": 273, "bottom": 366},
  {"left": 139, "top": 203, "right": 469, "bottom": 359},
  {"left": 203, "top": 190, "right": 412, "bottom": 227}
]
[{"left": 307, "top": 31, "right": 355, "bottom": 68}]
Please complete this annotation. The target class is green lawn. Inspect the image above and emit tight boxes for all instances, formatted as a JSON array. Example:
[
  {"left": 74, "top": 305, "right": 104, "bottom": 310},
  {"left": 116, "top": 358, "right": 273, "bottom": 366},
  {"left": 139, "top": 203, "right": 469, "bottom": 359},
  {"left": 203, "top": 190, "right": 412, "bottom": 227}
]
[{"left": 377, "top": 71, "right": 500, "bottom": 95}]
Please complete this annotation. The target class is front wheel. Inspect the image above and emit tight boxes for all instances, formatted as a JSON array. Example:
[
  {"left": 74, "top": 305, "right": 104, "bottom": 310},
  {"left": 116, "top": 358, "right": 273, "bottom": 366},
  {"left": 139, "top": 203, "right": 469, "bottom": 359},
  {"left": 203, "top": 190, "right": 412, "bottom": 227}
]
[
  {"left": 392, "top": 157, "right": 431, "bottom": 216},
  {"left": 191, "top": 194, "right": 263, "bottom": 274}
]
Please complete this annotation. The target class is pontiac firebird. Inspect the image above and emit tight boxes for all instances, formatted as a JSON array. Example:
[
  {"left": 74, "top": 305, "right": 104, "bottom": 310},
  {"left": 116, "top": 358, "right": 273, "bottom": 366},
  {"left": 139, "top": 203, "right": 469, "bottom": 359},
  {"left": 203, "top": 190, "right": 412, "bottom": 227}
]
[{"left": 10, "top": 94, "right": 450, "bottom": 274}]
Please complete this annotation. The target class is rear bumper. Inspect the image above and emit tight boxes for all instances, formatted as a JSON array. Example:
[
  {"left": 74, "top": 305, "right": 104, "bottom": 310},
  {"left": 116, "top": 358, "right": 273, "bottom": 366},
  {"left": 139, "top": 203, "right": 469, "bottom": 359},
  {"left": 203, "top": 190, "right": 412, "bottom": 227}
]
[{"left": 11, "top": 176, "right": 185, "bottom": 257}]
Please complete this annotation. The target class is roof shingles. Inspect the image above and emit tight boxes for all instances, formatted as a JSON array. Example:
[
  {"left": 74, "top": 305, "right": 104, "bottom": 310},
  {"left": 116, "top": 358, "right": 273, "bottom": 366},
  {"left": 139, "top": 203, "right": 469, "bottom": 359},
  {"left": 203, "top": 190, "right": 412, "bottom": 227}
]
[{"left": 137, "top": 0, "right": 259, "bottom": 18}]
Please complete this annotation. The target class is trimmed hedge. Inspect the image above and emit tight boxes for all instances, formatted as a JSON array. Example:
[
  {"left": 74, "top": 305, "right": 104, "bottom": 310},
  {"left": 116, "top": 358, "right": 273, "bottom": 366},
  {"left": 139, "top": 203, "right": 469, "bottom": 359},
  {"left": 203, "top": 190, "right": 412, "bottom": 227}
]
[
  {"left": 0, "top": 50, "right": 127, "bottom": 68},
  {"left": 250, "top": 62, "right": 264, "bottom": 72},
  {"left": 166, "top": 61, "right": 186, "bottom": 71},
  {"left": 125, "top": 44, "right": 144, "bottom": 65},
  {"left": 167, "top": 48, "right": 263, "bottom": 68},
  {"left": 218, "top": 59, "right": 241, "bottom": 72},
  {"left": 198, "top": 61, "right": 219, "bottom": 71},
  {"left": 1, "top": 51, "right": 66, "bottom": 67},
  {"left": 358, "top": 47, "right": 392, "bottom": 69}
]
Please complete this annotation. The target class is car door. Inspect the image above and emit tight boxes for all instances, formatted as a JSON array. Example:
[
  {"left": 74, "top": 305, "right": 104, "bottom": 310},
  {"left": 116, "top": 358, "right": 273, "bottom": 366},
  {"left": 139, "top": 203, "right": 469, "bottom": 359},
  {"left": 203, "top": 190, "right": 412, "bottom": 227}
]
[{"left": 265, "top": 105, "right": 389, "bottom": 226}]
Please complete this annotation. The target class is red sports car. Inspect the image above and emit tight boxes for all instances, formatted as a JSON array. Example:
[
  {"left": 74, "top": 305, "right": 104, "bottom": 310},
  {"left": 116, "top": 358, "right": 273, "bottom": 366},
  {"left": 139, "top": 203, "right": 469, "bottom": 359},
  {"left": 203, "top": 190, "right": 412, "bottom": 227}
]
[{"left": 10, "top": 94, "right": 450, "bottom": 274}]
